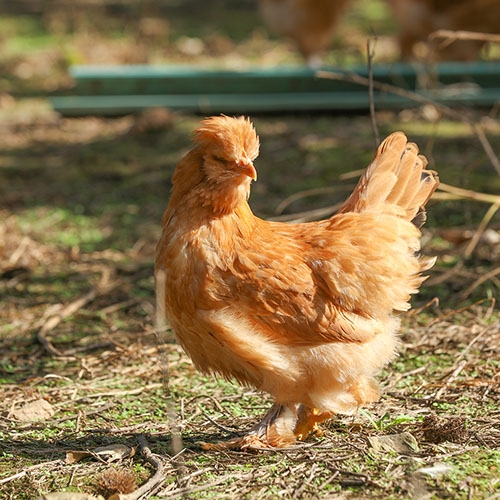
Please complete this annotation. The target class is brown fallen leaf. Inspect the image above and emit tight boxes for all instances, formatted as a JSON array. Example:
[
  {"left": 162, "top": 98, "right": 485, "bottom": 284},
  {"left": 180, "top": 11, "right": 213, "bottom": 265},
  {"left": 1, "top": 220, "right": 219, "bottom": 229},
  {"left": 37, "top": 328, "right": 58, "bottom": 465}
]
[
  {"left": 65, "top": 450, "right": 92, "bottom": 465},
  {"left": 93, "top": 444, "right": 136, "bottom": 462},
  {"left": 10, "top": 399, "right": 54, "bottom": 422},
  {"left": 66, "top": 444, "right": 135, "bottom": 464}
]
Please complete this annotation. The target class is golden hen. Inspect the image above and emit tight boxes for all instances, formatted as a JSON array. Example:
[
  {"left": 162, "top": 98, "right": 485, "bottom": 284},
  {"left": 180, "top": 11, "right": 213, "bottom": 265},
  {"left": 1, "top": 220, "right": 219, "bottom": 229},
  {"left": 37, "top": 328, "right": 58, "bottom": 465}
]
[
  {"left": 155, "top": 116, "right": 438, "bottom": 449},
  {"left": 386, "top": 0, "right": 500, "bottom": 60},
  {"left": 258, "top": 0, "right": 352, "bottom": 67}
]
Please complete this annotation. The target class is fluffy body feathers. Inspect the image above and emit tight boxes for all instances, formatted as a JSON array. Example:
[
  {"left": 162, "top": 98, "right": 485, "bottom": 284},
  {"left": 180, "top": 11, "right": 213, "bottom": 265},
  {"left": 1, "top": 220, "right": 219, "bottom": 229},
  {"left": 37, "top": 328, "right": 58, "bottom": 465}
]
[{"left": 156, "top": 116, "right": 438, "bottom": 448}]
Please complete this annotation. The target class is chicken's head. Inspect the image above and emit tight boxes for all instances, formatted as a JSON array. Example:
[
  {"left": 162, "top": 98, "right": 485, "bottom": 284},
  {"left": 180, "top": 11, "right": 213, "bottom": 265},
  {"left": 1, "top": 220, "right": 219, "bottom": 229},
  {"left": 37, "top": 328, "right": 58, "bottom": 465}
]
[{"left": 194, "top": 115, "right": 260, "bottom": 183}]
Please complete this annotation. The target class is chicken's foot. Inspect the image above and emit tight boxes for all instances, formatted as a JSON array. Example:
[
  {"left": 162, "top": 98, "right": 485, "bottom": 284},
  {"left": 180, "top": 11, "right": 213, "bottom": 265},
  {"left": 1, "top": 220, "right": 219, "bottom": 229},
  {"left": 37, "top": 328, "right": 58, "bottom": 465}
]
[{"left": 200, "top": 402, "right": 332, "bottom": 450}]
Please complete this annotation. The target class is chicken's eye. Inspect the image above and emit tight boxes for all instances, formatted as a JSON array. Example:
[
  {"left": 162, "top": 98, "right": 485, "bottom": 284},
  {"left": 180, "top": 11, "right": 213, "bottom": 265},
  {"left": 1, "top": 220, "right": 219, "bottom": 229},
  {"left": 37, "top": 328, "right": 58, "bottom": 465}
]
[{"left": 212, "top": 155, "right": 230, "bottom": 165}]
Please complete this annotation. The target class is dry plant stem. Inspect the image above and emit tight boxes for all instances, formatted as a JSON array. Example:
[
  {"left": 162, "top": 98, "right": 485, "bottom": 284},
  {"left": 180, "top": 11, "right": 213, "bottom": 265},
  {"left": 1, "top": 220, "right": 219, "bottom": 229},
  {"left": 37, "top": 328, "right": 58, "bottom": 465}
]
[
  {"left": 0, "top": 460, "right": 62, "bottom": 485},
  {"left": 463, "top": 202, "right": 500, "bottom": 259},
  {"left": 461, "top": 266, "right": 500, "bottom": 300},
  {"left": 317, "top": 70, "right": 500, "bottom": 176},
  {"left": 270, "top": 203, "right": 343, "bottom": 223},
  {"left": 8, "top": 236, "right": 30, "bottom": 266},
  {"left": 67, "top": 383, "right": 163, "bottom": 403},
  {"left": 438, "top": 183, "right": 500, "bottom": 205},
  {"left": 274, "top": 186, "right": 349, "bottom": 215},
  {"left": 37, "top": 268, "right": 112, "bottom": 356},
  {"left": 274, "top": 181, "right": 499, "bottom": 227},
  {"left": 116, "top": 435, "right": 165, "bottom": 500},
  {"left": 154, "top": 268, "right": 186, "bottom": 484},
  {"left": 367, "top": 38, "right": 380, "bottom": 147},
  {"left": 429, "top": 29, "right": 500, "bottom": 45},
  {"left": 434, "top": 359, "right": 468, "bottom": 399},
  {"left": 433, "top": 327, "right": 492, "bottom": 398},
  {"left": 159, "top": 473, "right": 253, "bottom": 500},
  {"left": 454, "top": 326, "right": 491, "bottom": 368}
]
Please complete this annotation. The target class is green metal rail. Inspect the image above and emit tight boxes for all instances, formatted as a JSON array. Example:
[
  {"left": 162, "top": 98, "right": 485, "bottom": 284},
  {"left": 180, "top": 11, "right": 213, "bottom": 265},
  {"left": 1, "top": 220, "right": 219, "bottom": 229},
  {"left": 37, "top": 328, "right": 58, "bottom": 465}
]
[{"left": 49, "top": 62, "right": 500, "bottom": 116}]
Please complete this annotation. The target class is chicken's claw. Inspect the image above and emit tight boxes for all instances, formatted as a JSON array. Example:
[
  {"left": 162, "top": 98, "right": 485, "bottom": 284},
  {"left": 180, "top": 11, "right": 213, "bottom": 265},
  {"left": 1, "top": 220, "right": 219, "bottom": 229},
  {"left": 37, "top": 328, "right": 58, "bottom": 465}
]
[
  {"left": 295, "top": 405, "right": 332, "bottom": 440},
  {"left": 199, "top": 403, "right": 333, "bottom": 450}
]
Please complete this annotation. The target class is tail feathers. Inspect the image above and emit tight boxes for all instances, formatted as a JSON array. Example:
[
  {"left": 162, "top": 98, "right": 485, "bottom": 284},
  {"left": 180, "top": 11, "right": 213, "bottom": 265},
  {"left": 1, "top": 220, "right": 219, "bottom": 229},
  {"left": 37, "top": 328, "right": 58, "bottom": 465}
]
[{"left": 339, "top": 132, "right": 439, "bottom": 226}]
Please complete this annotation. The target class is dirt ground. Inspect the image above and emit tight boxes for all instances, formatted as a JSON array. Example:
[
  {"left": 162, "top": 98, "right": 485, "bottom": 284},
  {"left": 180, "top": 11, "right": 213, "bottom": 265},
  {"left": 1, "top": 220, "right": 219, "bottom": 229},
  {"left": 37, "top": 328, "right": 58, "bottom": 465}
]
[{"left": 1, "top": 1, "right": 499, "bottom": 499}]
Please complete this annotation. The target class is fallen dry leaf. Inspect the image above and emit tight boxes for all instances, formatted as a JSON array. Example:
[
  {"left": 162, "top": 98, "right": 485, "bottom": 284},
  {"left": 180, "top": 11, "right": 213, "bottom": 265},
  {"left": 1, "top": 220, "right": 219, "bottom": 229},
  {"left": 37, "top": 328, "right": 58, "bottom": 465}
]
[
  {"left": 93, "top": 444, "right": 136, "bottom": 462},
  {"left": 65, "top": 450, "right": 92, "bottom": 464},
  {"left": 10, "top": 399, "right": 54, "bottom": 422},
  {"left": 66, "top": 444, "right": 135, "bottom": 464}
]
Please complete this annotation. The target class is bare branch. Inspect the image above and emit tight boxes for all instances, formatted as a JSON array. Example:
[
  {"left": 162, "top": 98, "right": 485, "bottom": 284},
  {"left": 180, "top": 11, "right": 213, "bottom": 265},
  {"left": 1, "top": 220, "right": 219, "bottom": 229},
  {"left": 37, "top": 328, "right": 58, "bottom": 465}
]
[{"left": 317, "top": 69, "right": 500, "bottom": 176}]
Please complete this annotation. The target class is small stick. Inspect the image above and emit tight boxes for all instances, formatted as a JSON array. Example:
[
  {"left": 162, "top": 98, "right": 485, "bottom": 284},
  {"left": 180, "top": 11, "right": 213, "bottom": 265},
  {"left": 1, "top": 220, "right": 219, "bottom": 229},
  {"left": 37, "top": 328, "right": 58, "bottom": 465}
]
[
  {"left": 0, "top": 459, "right": 62, "bottom": 485},
  {"left": 438, "top": 183, "right": 500, "bottom": 205},
  {"left": 158, "top": 473, "right": 253, "bottom": 500},
  {"left": 117, "top": 435, "right": 166, "bottom": 500},
  {"left": 317, "top": 69, "right": 500, "bottom": 176},
  {"left": 434, "top": 359, "right": 468, "bottom": 399},
  {"left": 461, "top": 266, "right": 500, "bottom": 300},
  {"left": 463, "top": 202, "right": 500, "bottom": 259},
  {"left": 429, "top": 29, "right": 500, "bottom": 44},
  {"left": 37, "top": 268, "right": 112, "bottom": 356},
  {"left": 367, "top": 38, "right": 380, "bottom": 146}
]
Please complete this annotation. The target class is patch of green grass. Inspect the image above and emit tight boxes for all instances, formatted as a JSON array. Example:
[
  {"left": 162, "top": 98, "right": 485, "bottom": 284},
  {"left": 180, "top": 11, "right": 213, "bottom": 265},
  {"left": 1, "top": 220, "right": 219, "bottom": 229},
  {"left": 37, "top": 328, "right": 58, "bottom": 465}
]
[
  {"left": 360, "top": 410, "right": 418, "bottom": 432},
  {"left": 17, "top": 207, "right": 105, "bottom": 251},
  {"left": 440, "top": 449, "right": 500, "bottom": 499}
]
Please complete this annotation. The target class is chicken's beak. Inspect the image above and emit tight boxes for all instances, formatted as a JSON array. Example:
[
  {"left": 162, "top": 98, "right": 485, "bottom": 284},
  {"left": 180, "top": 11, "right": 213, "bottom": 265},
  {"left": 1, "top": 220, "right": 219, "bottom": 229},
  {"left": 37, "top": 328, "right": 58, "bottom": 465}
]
[{"left": 236, "top": 158, "right": 257, "bottom": 181}]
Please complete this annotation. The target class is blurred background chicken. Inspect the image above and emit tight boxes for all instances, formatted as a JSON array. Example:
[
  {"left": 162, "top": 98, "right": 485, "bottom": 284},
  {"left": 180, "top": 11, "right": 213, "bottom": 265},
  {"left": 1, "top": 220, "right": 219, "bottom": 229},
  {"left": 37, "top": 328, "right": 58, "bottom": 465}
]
[
  {"left": 155, "top": 116, "right": 438, "bottom": 449},
  {"left": 258, "top": 0, "right": 500, "bottom": 64},
  {"left": 258, "top": 0, "right": 352, "bottom": 66},
  {"left": 385, "top": 0, "right": 500, "bottom": 60}
]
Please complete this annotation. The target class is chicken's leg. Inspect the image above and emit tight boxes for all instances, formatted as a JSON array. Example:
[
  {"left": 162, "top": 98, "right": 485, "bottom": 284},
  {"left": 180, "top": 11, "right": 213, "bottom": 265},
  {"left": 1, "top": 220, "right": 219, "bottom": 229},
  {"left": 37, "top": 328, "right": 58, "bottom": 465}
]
[{"left": 200, "top": 402, "right": 332, "bottom": 450}]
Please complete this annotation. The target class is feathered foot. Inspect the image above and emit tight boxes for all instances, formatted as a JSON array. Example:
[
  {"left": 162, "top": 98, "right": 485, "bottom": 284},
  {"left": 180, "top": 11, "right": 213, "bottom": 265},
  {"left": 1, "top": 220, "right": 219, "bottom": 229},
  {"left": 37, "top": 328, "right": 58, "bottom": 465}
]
[
  {"left": 295, "top": 405, "right": 332, "bottom": 440},
  {"left": 200, "top": 403, "right": 332, "bottom": 450}
]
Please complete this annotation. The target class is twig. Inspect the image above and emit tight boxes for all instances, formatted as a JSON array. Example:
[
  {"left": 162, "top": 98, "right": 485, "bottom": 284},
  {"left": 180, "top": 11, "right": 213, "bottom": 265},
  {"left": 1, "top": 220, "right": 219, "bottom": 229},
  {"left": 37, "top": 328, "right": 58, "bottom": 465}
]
[
  {"left": 0, "top": 459, "right": 62, "bottom": 485},
  {"left": 8, "top": 236, "right": 30, "bottom": 266},
  {"left": 463, "top": 203, "right": 500, "bottom": 259},
  {"left": 158, "top": 473, "right": 253, "bottom": 500},
  {"left": 434, "top": 359, "right": 468, "bottom": 399},
  {"left": 456, "top": 326, "right": 491, "bottom": 366},
  {"left": 274, "top": 186, "right": 348, "bottom": 215},
  {"left": 201, "top": 410, "right": 240, "bottom": 435},
  {"left": 367, "top": 37, "right": 380, "bottom": 146},
  {"left": 63, "top": 383, "right": 165, "bottom": 404},
  {"left": 37, "top": 288, "right": 98, "bottom": 356},
  {"left": 425, "top": 261, "right": 466, "bottom": 287},
  {"left": 461, "top": 266, "right": 500, "bottom": 300},
  {"left": 269, "top": 203, "right": 343, "bottom": 223},
  {"left": 437, "top": 183, "right": 500, "bottom": 205},
  {"left": 429, "top": 29, "right": 500, "bottom": 44},
  {"left": 117, "top": 435, "right": 166, "bottom": 500},
  {"left": 294, "top": 463, "right": 318, "bottom": 496},
  {"left": 317, "top": 69, "right": 500, "bottom": 176},
  {"left": 155, "top": 268, "right": 186, "bottom": 488},
  {"left": 37, "top": 268, "right": 112, "bottom": 356}
]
